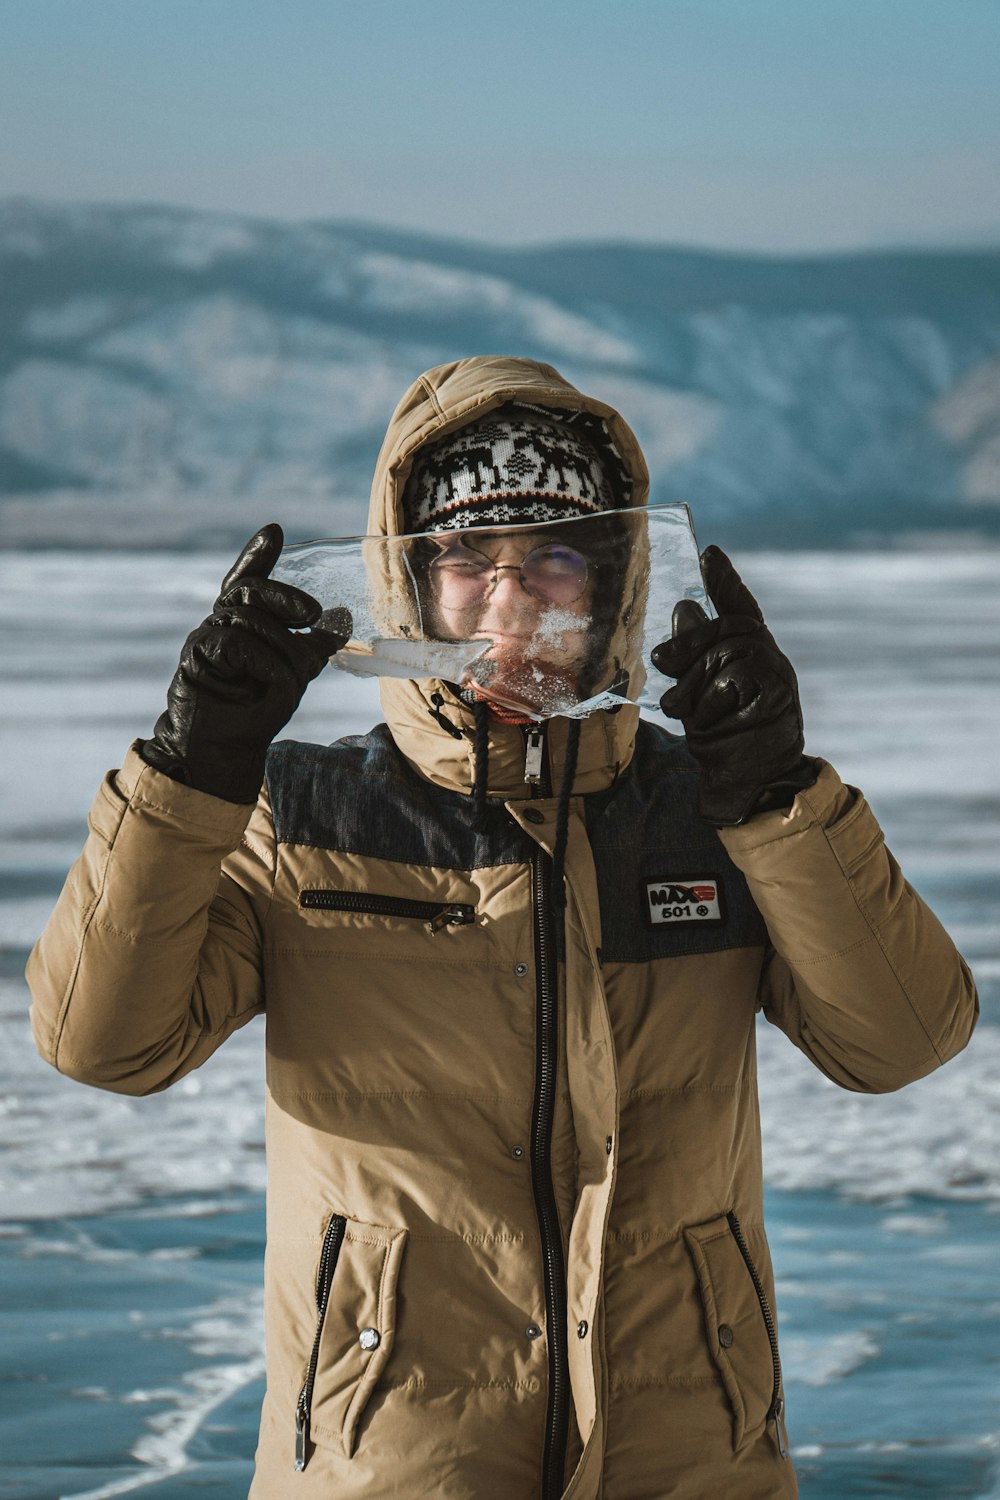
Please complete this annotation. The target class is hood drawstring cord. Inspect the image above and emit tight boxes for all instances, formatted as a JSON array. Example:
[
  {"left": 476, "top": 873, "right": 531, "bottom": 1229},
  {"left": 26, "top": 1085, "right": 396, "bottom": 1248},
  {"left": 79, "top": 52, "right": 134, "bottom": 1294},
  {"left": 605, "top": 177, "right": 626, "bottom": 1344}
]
[
  {"left": 457, "top": 695, "right": 581, "bottom": 890},
  {"left": 551, "top": 719, "right": 582, "bottom": 912},
  {"left": 471, "top": 697, "right": 492, "bottom": 834}
]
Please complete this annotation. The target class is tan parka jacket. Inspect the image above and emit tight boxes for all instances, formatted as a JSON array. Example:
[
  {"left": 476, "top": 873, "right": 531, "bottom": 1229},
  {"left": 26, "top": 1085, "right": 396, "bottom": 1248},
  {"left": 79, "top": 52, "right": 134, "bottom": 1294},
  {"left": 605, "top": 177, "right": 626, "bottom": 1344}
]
[{"left": 28, "top": 357, "right": 978, "bottom": 1500}]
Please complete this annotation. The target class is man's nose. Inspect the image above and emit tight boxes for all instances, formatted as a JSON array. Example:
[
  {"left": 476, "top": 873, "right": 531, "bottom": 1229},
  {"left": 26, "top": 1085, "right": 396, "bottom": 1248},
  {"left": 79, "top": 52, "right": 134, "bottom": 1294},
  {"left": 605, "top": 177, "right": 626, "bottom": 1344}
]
[
  {"left": 485, "top": 564, "right": 527, "bottom": 595},
  {"left": 478, "top": 567, "right": 536, "bottom": 633}
]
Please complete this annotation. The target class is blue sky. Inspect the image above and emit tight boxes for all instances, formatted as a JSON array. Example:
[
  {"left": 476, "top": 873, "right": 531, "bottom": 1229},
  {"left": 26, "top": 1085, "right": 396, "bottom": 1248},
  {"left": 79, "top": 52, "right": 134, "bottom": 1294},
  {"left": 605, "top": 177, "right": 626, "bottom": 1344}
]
[{"left": 2, "top": 0, "right": 999, "bottom": 250}]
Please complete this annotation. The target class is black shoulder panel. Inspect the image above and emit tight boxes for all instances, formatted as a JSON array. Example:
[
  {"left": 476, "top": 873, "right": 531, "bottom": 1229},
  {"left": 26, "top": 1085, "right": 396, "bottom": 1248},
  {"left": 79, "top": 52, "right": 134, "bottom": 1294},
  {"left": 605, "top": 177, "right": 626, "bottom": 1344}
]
[
  {"left": 586, "top": 720, "right": 768, "bottom": 963},
  {"left": 266, "top": 727, "right": 532, "bottom": 869}
]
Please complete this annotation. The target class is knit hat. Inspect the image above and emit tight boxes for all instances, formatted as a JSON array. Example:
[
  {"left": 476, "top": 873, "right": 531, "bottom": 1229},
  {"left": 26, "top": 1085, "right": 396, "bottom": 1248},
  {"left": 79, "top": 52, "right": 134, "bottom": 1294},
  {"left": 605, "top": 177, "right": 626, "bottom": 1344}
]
[{"left": 402, "top": 403, "right": 626, "bottom": 533}]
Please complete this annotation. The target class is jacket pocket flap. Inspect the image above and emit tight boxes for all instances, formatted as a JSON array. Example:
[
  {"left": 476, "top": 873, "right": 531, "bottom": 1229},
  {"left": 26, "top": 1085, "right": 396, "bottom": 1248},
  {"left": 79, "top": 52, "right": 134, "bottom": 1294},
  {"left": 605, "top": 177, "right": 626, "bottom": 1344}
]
[
  {"left": 684, "top": 1214, "right": 777, "bottom": 1451},
  {"left": 309, "top": 1214, "right": 408, "bottom": 1459}
]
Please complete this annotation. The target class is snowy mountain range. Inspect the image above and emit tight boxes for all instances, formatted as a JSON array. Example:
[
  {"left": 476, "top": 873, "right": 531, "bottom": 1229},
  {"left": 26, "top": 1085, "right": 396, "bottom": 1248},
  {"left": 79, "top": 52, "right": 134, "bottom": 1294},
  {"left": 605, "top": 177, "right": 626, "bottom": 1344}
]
[{"left": 2, "top": 198, "right": 999, "bottom": 547}]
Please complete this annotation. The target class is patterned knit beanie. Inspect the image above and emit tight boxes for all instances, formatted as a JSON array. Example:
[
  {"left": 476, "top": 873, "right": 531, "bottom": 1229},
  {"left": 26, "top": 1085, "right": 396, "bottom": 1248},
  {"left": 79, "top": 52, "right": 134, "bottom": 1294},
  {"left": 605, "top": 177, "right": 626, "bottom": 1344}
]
[{"left": 402, "top": 403, "right": 627, "bottom": 533}]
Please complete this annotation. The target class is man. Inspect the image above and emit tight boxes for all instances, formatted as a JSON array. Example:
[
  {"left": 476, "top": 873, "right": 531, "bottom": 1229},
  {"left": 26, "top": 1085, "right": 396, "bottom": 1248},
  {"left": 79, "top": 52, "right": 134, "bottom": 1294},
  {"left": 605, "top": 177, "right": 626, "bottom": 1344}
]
[{"left": 28, "top": 355, "right": 977, "bottom": 1499}]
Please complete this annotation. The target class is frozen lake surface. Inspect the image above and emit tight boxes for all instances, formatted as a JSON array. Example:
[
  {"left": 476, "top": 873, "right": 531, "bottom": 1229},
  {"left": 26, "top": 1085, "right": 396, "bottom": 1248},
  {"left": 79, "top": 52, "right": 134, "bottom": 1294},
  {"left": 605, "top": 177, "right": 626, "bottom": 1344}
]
[{"left": 1, "top": 547, "right": 998, "bottom": 1497}]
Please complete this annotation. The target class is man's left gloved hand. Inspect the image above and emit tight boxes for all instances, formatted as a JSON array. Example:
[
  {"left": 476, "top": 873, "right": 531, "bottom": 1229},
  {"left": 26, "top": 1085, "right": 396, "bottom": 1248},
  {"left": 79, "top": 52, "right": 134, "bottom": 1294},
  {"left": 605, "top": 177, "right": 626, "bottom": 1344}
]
[
  {"left": 650, "top": 545, "right": 818, "bottom": 826},
  {"left": 139, "top": 524, "right": 351, "bottom": 804}
]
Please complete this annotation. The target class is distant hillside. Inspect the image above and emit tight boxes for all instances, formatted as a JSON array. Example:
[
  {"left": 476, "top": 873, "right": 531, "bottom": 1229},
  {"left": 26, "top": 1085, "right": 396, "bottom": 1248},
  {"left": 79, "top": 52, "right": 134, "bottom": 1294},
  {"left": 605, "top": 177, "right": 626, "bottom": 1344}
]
[{"left": 1, "top": 198, "right": 999, "bottom": 548}]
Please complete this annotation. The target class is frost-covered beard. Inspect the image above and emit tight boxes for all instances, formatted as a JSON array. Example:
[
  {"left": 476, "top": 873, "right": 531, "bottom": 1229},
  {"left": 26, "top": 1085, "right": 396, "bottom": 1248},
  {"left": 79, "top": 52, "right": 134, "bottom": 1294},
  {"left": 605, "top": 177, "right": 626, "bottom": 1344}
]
[
  {"left": 465, "top": 601, "right": 595, "bottom": 716},
  {"left": 411, "top": 510, "right": 632, "bottom": 716}
]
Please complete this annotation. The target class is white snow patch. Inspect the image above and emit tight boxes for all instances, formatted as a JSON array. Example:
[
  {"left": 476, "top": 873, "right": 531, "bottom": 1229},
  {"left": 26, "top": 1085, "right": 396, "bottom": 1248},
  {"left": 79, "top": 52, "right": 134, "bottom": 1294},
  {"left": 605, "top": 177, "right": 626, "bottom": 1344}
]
[
  {"left": 558, "top": 369, "right": 722, "bottom": 474},
  {"left": 0, "top": 974, "right": 267, "bottom": 1221},
  {"left": 933, "top": 356, "right": 1000, "bottom": 503},
  {"left": 0, "top": 359, "right": 177, "bottom": 486},
  {"left": 880, "top": 1212, "right": 949, "bottom": 1237},
  {"left": 358, "top": 252, "right": 638, "bottom": 364},
  {"left": 757, "top": 1018, "right": 1000, "bottom": 1204},
  {"left": 124, "top": 209, "right": 258, "bottom": 271},
  {"left": 60, "top": 1292, "right": 265, "bottom": 1498},
  {"left": 781, "top": 1329, "right": 880, "bottom": 1386}
]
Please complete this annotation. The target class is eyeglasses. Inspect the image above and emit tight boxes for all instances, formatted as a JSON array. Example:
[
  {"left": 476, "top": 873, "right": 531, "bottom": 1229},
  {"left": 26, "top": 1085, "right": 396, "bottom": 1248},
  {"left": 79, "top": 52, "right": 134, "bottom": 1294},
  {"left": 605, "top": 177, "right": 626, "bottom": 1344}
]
[{"left": 428, "top": 541, "right": 590, "bottom": 605}]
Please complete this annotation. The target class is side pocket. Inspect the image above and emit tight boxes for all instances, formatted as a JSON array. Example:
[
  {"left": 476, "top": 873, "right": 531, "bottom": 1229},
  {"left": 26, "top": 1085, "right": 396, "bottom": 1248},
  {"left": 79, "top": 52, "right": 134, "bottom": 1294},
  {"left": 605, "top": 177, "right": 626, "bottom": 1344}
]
[
  {"left": 683, "top": 1212, "right": 787, "bottom": 1457},
  {"left": 294, "top": 1211, "right": 408, "bottom": 1470}
]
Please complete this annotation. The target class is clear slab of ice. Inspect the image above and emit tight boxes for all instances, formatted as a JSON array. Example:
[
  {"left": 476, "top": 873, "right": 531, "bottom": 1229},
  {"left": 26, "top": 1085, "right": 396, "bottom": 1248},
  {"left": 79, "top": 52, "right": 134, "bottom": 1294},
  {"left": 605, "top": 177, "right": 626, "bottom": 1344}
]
[{"left": 271, "top": 503, "right": 709, "bottom": 717}]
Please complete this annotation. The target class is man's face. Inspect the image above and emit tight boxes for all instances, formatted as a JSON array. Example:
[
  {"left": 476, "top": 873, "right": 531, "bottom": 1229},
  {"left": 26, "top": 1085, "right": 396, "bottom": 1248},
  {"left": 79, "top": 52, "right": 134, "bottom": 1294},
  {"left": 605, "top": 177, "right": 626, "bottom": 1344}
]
[{"left": 423, "top": 527, "right": 595, "bottom": 712}]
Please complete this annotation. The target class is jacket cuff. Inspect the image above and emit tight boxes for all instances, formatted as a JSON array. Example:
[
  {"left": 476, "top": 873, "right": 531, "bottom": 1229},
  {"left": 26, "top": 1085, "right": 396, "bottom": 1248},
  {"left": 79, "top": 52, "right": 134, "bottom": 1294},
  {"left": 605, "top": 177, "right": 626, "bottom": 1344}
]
[
  {"left": 115, "top": 741, "right": 260, "bottom": 840},
  {"left": 715, "top": 758, "right": 858, "bottom": 853}
]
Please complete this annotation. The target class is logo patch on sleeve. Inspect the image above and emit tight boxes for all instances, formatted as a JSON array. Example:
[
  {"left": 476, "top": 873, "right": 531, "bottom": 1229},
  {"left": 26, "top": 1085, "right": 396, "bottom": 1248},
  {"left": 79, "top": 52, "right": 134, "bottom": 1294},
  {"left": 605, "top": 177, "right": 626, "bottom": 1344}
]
[{"left": 645, "top": 876, "right": 724, "bottom": 927}]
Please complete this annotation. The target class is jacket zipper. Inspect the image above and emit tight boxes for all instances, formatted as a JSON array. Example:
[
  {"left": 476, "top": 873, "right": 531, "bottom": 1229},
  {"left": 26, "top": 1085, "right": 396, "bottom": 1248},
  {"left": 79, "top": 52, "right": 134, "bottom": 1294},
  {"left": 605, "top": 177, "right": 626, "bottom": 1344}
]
[
  {"left": 527, "top": 726, "right": 571, "bottom": 1500},
  {"left": 300, "top": 890, "right": 476, "bottom": 934},
  {"left": 294, "top": 1212, "right": 347, "bottom": 1472},
  {"left": 726, "top": 1211, "right": 789, "bottom": 1460}
]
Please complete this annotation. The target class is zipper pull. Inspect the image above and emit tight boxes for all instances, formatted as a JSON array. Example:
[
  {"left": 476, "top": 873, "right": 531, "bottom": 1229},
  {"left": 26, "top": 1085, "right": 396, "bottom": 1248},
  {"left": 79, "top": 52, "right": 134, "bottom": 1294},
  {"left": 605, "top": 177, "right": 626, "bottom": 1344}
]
[
  {"left": 771, "top": 1396, "right": 790, "bottom": 1460},
  {"left": 428, "top": 902, "right": 476, "bottom": 934},
  {"left": 294, "top": 1392, "right": 309, "bottom": 1472},
  {"left": 524, "top": 727, "right": 545, "bottom": 785}
]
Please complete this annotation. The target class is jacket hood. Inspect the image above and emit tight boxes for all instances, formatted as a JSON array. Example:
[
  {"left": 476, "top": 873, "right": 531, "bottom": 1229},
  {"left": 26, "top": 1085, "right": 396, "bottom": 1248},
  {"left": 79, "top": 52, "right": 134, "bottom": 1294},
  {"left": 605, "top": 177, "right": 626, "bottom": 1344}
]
[{"left": 368, "top": 356, "right": 651, "bottom": 798}]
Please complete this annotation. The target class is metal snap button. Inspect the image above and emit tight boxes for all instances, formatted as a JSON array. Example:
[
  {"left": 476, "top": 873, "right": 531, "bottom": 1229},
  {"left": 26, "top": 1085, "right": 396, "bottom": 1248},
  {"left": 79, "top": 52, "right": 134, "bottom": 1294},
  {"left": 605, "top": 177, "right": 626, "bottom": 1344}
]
[
  {"left": 526, "top": 1323, "right": 542, "bottom": 1340},
  {"left": 359, "top": 1327, "right": 381, "bottom": 1351},
  {"left": 523, "top": 808, "right": 544, "bottom": 824},
  {"left": 514, "top": 962, "right": 529, "bottom": 977},
  {"left": 577, "top": 1320, "right": 589, "bottom": 1339},
  {"left": 511, "top": 1145, "right": 525, "bottom": 1159},
  {"left": 718, "top": 1324, "right": 734, "bottom": 1349}
]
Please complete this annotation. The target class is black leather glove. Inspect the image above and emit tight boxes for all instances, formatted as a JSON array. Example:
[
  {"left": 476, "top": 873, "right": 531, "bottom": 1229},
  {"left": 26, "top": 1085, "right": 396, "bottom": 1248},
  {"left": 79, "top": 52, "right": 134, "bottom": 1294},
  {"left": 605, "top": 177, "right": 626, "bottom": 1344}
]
[
  {"left": 650, "top": 545, "right": 817, "bottom": 826},
  {"left": 140, "top": 523, "right": 351, "bottom": 803}
]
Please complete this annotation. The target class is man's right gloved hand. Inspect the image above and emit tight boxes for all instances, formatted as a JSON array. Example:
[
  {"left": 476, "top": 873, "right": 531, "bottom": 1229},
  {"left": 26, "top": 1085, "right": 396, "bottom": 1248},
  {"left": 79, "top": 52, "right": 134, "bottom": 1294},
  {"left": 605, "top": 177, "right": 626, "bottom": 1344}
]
[
  {"left": 651, "top": 546, "right": 815, "bottom": 826},
  {"left": 140, "top": 523, "right": 351, "bottom": 804}
]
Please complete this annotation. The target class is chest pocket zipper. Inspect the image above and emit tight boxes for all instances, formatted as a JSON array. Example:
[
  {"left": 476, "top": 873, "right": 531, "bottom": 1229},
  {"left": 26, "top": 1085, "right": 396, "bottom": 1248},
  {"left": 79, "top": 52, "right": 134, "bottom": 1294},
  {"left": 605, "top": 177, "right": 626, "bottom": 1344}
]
[{"left": 299, "top": 890, "right": 476, "bottom": 934}]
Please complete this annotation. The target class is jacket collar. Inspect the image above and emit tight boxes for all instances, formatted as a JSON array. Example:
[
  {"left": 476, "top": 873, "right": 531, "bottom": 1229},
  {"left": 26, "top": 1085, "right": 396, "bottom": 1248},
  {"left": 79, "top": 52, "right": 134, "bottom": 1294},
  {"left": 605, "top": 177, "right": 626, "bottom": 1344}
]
[{"left": 380, "top": 676, "right": 639, "bottom": 799}]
